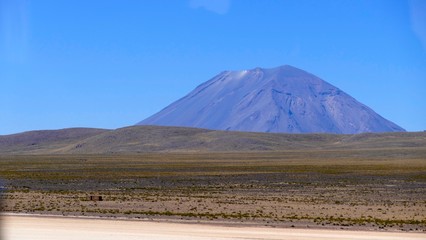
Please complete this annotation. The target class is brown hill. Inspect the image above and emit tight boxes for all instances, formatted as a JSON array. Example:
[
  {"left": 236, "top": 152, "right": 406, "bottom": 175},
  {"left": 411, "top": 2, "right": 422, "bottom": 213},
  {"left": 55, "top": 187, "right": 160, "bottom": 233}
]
[
  {"left": 0, "top": 126, "right": 425, "bottom": 155},
  {"left": 0, "top": 128, "right": 110, "bottom": 154}
]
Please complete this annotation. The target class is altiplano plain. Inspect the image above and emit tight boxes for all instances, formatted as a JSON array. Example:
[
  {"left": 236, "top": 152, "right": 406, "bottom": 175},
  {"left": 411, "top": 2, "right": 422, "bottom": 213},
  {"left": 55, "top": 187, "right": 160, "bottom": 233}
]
[
  {"left": 0, "top": 128, "right": 425, "bottom": 238},
  {"left": 0, "top": 141, "right": 425, "bottom": 232}
]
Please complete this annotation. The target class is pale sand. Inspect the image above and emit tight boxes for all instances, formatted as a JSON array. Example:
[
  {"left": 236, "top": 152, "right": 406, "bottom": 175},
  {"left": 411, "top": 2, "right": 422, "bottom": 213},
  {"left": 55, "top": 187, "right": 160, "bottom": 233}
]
[{"left": 1, "top": 215, "right": 425, "bottom": 240}]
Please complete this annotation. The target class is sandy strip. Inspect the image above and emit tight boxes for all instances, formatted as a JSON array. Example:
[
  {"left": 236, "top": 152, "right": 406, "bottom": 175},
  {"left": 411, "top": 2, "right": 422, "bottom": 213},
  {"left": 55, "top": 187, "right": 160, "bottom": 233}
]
[{"left": 1, "top": 215, "right": 424, "bottom": 240}]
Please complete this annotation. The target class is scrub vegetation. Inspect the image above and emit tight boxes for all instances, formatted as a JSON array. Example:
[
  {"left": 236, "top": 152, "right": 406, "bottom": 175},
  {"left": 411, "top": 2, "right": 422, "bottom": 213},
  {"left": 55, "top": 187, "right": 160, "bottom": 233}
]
[{"left": 1, "top": 147, "right": 425, "bottom": 232}]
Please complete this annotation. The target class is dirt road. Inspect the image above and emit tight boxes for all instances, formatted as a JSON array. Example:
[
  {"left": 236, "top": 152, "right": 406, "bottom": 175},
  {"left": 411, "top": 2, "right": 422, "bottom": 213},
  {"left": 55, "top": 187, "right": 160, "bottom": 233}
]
[{"left": 1, "top": 215, "right": 424, "bottom": 240}]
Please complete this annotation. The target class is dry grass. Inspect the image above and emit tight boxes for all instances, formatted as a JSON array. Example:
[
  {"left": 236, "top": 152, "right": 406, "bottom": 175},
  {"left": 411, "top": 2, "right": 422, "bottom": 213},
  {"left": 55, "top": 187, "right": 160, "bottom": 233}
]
[{"left": 1, "top": 145, "right": 425, "bottom": 232}]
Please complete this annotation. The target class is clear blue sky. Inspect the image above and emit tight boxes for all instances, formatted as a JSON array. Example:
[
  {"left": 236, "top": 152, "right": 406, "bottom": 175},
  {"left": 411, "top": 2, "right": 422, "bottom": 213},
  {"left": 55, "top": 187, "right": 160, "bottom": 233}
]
[{"left": 1, "top": 0, "right": 425, "bottom": 135}]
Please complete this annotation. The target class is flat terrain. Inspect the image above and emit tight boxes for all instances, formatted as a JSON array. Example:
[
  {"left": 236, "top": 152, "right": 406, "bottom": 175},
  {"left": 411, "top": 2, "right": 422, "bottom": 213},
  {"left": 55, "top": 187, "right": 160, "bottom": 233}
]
[
  {"left": 1, "top": 127, "right": 425, "bottom": 232},
  {"left": 2, "top": 215, "right": 425, "bottom": 240},
  {"left": 1, "top": 148, "right": 425, "bottom": 232}
]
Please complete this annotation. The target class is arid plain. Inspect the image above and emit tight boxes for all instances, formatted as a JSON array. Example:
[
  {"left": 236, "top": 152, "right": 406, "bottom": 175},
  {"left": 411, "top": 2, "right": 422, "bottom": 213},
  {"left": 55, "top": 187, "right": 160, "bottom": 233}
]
[{"left": 0, "top": 126, "right": 425, "bottom": 235}]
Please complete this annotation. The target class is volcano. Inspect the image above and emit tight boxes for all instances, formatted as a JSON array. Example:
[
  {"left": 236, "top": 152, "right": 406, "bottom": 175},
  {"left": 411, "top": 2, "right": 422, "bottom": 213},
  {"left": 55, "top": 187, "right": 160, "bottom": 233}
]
[{"left": 138, "top": 65, "right": 404, "bottom": 134}]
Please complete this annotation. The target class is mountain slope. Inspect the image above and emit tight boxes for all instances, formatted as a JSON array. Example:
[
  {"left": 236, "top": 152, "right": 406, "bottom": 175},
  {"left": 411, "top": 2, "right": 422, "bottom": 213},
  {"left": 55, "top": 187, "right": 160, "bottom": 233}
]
[{"left": 138, "top": 65, "right": 404, "bottom": 134}]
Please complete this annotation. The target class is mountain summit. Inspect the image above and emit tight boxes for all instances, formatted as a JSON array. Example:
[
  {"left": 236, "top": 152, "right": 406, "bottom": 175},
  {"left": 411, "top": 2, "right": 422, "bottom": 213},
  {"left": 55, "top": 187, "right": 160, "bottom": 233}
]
[{"left": 138, "top": 65, "right": 404, "bottom": 134}]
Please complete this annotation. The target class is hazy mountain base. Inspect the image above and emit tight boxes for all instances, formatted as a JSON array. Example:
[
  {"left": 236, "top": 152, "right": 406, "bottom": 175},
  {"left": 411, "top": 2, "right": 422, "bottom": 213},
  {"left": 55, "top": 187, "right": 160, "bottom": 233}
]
[{"left": 1, "top": 149, "right": 425, "bottom": 232}]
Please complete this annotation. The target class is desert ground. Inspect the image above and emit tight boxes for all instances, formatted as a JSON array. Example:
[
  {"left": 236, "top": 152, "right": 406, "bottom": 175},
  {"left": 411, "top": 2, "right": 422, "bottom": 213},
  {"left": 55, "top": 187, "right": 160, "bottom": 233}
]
[
  {"left": 1, "top": 148, "right": 425, "bottom": 232},
  {"left": 2, "top": 214, "right": 425, "bottom": 240}
]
